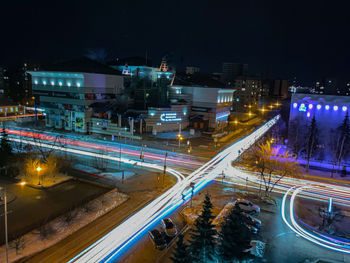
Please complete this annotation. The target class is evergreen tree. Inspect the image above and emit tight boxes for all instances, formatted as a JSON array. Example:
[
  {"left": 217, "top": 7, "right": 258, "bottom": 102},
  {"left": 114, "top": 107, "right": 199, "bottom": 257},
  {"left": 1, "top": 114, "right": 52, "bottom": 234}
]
[
  {"left": 170, "top": 234, "right": 190, "bottom": 263},
  {"left": 336, "top": 112, "right": 350, "bottom": 167},
  {"left": 217, "top": 203, "right": 252, "bottom": 262},
  {"left": 305, "top": 115, "right": 319, "bottom": 171},
  {"left": 189, "top": 194, "right": 217, "bottom": 263},
  {"left": 0, "top": 128, "right": 12, "bottom": 168}
]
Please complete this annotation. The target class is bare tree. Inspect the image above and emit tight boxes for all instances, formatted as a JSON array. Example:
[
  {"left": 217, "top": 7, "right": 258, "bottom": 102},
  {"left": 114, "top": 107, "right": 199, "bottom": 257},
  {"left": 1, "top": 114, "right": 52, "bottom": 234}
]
[
  {"left": 94, "top": 148, "right": 108, "bottom": 171},
  {"left": 63, "top": 208, "right": 78, "bottom": 226},
  {"left": 38, "top": 221, "right": 56, "bottom": 240},
  {"left": 10, "top": 235, "right": 25, "bottom": 255},
  {"left": 31, "top": 133, "right": 59, "bottom": 162},
  {"left": 241, "top": 140, "right": 300, "bottom": 197}
]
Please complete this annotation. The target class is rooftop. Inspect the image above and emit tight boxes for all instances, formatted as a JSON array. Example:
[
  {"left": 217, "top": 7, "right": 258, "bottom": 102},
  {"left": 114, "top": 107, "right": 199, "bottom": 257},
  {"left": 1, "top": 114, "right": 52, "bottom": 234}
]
[
  {"left": 107, "top": 56, "right": 152, "bottom": 67},
  {"left": 173, "top": 72, "right": 226, "bottom": 88},
  {"left": 40, "top": 57, "right": 122, "bottom": 76}
]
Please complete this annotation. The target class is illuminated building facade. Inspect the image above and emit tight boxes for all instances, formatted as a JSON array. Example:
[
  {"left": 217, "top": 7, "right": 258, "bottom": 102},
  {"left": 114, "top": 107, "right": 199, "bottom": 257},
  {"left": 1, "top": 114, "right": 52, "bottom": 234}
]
[
  {"left": 289, "top": 93, "right": 350, "bottom": 163},
  {"left": 146, "top": 105, "right": 189, "bottom": 133},
  {"left": 28, "top": 59, "right": 124, "bottom": 133},
  {"left": 171, "top": 72, "right": 235, "bottom": 130}
]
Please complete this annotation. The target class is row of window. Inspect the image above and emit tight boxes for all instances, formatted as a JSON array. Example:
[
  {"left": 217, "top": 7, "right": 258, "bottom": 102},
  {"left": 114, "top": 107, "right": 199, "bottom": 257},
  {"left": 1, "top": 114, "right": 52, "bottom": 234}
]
[
  {"left": 34, "top": 79, "right": 82, "bottom": 87},
  {"left": 0, "top": 106, "right": 19, "bottom": 113}
]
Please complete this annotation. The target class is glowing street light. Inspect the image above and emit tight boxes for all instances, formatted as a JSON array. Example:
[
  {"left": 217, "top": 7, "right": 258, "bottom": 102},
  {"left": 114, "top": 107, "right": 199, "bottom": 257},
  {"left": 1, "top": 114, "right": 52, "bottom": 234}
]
[
  {"left": 248, "top": 112, "right": 252, "bottom": 116},
  {"left": 19, "top": 181, "right": 26, "bottom": 186},
  {"left": 36, "top": 166, "right": 42, "bottom": 186}
]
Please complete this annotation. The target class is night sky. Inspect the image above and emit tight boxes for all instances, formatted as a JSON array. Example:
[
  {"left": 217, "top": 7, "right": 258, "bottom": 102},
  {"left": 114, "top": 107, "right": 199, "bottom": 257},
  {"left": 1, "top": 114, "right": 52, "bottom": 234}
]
[{"left": 1, "top": 1, "right": 350, "bottom": 85}]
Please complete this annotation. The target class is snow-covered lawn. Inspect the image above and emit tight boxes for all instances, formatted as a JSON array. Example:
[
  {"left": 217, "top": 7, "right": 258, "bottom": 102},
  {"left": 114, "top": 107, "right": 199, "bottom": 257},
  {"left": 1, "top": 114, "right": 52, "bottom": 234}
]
[
  {"left": 100, "top": 171, "right": 135, "bottom": 180},
  {"left": 73, "top": 164, "right": 136, "bottom": 180},
  {"left": 18, "top": 172, "right": 72, "bottom": 188},
  {"left": 0, "top": 188, "right": 129, "bottom": 262}
]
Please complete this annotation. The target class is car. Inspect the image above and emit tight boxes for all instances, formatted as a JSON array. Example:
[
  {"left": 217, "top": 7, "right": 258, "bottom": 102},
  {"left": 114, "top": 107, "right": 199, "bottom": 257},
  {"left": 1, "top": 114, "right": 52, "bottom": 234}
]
[
  {"left": 245, "top": 224, "right": 259, "bottom": 234},
  {"left": 241, "top": 212, "right": 261, "bottom": 228},
  {"left": 148, "top": 229, "right": 167, "bottom": 250},
  {"left": 161, "top": 218, "right": 178, "bottom": 237},
  {"left": 233, "top": 199, "right": 260, "bottom": 214}
]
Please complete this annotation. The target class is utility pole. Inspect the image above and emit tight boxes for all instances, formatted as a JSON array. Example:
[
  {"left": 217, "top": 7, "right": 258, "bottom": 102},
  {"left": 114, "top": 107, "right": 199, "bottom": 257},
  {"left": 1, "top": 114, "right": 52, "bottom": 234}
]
[
  {"left": 0, "top": 187, "right": 8, "bottom": 263},
  {"left": 163, "top": 152, "right": 168, "bottom": 185},
  {"left": 190, "top": 182, "right": 195, "bottom": 208},
  {"left": 119, "top": 142, "right": 122, "bottom": 169}
]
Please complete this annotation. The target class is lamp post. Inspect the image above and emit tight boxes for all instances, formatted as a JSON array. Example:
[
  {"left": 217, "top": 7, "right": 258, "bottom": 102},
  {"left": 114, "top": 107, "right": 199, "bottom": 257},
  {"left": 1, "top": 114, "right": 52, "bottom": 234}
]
[
  {"left": 36, "top": 166, "right": 42, "bottom": 186},
  {"left": 0, "top": 187, "right": 8, "bottom": 263}
]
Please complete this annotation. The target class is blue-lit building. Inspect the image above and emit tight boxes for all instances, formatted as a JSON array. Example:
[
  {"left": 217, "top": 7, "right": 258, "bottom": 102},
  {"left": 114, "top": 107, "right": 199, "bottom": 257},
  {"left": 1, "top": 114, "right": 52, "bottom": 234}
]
[
  {"left": 289, "top": 93, "right": 350, "bottom": 163},
  {"left": 28, "top": 58, "right": 125, "bottom": 133}
]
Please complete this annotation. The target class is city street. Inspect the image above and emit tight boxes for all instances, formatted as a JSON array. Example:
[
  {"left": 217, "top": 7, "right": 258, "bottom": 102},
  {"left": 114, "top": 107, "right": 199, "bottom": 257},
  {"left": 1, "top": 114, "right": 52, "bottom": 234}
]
[
  {"left": 19, "top": 168, "right": 177, "bottom": 263},
  {"left": 117, "top": 181, "right": 350, "bottom": 263}
]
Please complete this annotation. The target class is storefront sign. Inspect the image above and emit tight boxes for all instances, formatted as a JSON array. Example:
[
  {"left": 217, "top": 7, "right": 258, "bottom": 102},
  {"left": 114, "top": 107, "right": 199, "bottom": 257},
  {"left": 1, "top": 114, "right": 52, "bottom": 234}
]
[{"left": 160, "top": 113, "right": 182, "bottom": 122}]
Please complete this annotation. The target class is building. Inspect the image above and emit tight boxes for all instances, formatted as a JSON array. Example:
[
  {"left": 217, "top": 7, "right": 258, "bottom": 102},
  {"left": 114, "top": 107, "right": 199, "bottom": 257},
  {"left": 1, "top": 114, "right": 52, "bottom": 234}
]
[
  {"left": 232, "top": 76, "right": 262, "bottom": 113},
  {"left": 186, "top": 66, "right": 200, "bottom": 75},
  {"left": 28, "top": 58, "right": 125, "bottom": 134},
  {"left": 315, "top": 78, "right": 340, "bottom": 95},
  {"left": 170, "top": 72, "right": 235, "bottom": 130},
  {"left": 289, "top": 93, "right": 350, "bottom": 164},
  {"left": 110, "top": 57, "right": 174, "bottom": 110},
  {"left": 222, "top": 63, "right": 248, "bottom": 84},
  {"left": 145, "top": 105, "right": 189, "bottom": 133}
]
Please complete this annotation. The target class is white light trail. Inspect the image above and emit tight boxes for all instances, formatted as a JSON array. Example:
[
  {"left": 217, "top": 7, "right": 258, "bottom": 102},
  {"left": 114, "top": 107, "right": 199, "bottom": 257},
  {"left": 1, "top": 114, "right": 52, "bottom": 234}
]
[
  {"left": 67, "top": 115, "right": 280, "bottom": 262},
  {"left": 282, "top": 186, "right": 350, "bottom": 254}
]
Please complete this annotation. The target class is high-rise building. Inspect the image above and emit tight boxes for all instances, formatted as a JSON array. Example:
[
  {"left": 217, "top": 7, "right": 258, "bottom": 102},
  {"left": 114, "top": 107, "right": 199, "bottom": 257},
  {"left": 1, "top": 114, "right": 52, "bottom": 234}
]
[
  {"left": 222, "top": 63, "right": 248, "bottom": 84},
  {"left": 232, "top": 76, "right": 262, "bottom": 112},
  {"left": 186, "top": 66, "right": 200, "bottom": 75}
]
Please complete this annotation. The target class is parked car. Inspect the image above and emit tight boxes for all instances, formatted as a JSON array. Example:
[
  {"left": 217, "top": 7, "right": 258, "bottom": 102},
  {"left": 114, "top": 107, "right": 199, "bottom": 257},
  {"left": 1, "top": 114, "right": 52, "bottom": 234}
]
[
  {"left": 161, "top": 218, "right": 178, "bottom": 237},
  {"left": 245, "top": 224, "right": 259, "bottom": 234},
  {"left": 241, "top": 212, "right": 261, "bottom": 228},
  {"left": 233, "top": 199, "right": 260, "bottom": 214},
  {"left": 148, "top": 229, "right": 167, "bottom": 250}
]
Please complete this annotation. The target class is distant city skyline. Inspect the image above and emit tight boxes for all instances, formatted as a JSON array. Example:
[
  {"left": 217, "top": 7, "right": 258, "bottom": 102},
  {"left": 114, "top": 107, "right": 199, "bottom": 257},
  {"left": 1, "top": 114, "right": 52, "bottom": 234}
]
[{"left": 2, "top": 1, "right": 350, "bottom": 86}]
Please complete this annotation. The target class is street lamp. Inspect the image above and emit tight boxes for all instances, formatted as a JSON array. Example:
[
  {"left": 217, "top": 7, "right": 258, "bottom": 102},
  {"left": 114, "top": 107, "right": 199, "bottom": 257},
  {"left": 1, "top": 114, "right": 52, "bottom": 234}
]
[
  {"left": 36, "top": 166, "right": 42, "bottom": 186},
  {"left": 177, "top": 133, "right": 183, "bottom": 148}
]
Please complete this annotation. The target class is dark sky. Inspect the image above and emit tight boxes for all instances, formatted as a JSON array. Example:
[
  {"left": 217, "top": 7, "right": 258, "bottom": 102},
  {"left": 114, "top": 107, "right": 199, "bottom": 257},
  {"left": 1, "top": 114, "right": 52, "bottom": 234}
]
[{"left": 1, "top": 0, "right": 350, "bottom": 85}]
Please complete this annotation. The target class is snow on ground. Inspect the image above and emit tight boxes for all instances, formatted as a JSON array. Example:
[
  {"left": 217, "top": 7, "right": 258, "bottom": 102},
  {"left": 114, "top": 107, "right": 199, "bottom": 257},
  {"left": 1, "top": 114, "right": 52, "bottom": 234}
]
[
  {"left": 19, "top": 173, "right": 72, "bottom": 188},
  {"left": 73, "top": 164, "right": 100, "bottom": 174},
  {"left": 100, "top": 171, "right": 135, "bottom": 180},
  {"left": 0, "top": 188, "right": 129, "bottom": 262}
]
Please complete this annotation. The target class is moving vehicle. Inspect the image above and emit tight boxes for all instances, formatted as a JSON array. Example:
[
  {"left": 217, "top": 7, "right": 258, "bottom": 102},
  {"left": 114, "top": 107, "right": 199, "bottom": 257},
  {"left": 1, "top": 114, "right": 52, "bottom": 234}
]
[
  {"left": 148, "top": 229, "right": 167, "bottom": 250},
  {"left": 161, "top": 218, "right": 178, "bottom": 237},
  {"left": 233, "top": 199, "right": 260, "bottom": 214}
]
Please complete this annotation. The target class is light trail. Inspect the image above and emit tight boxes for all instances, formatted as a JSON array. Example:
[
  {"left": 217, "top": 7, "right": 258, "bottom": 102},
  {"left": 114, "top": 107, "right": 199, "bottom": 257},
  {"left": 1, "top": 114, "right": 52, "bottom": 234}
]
[
  {"left": 67, "top": 115, "right": 280, "bottom": 262},
  {"left": 3, "top": 127, "right": 203, "bottom": 170},
  {"left": 282, "top": 186, "right": 350, "bottom": 254}
]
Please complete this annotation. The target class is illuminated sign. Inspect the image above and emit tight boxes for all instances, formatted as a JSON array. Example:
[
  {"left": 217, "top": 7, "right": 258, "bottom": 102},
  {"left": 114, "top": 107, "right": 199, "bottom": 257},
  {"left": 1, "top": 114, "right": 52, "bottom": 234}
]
[
  {"left": 160, "top": 113, "right": 182, "bottom": 122},
  {"left": 216, "top": 111, "right": 230, "bottom": 122},
  {"left": 298, "top": 103, "right": 307, "bottom": 112}
]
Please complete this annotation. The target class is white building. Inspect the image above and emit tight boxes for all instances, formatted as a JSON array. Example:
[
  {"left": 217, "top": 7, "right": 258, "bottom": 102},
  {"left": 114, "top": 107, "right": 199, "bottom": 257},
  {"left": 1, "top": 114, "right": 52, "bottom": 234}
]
[{"left": 28, "top": 58, "right": 124, "bottom": 133}]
